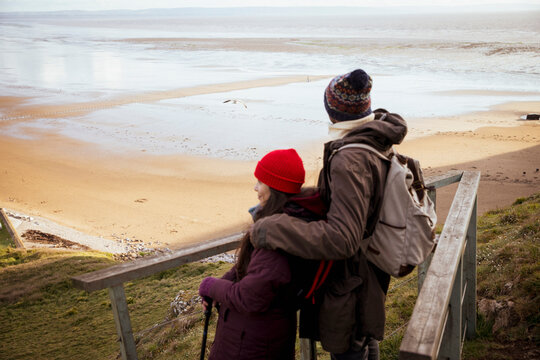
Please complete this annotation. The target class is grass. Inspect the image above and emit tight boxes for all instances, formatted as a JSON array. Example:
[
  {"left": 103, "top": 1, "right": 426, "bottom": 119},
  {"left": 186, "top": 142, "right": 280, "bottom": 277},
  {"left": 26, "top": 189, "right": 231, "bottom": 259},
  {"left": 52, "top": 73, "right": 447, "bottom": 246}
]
[
  {"left": 0, "top": 216, "right": 15, "bottom": 248},
  {"left": 1, "top": 193, "right": 538, "bottom": 359},
  {"left": 462, "top": 193, "right": 540, "bottom": 359},
  {"left": 0, "top": 249, "right": 117, "bottom": 360},
  {"left": 0, "top": 249, "right": 419, "bottom": 360},
  {"left": 0, "top": 246, "right": 232, "bottom": 360}
]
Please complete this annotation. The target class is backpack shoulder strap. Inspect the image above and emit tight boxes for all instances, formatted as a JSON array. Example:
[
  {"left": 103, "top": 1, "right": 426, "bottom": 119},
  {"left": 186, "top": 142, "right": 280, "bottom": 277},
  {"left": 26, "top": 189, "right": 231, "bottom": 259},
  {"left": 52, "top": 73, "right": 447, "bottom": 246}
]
[
  {"left": 325, "top": 143, "right": 391, "bottom": 194},
  {"left": 325, "top": 143, "right": 394, "bottom": 241},
  {"left": 328, "top": 143, "right": 392, "bottom": 163},
  {"left": 404, "top": 155, "right": 435, "bottom": 203}
]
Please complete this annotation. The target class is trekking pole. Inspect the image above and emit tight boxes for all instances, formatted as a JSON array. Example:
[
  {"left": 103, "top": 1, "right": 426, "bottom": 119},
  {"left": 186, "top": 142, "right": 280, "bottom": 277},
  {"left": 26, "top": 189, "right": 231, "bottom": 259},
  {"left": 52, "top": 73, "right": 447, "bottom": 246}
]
[{"left": 200, "top": 297, "right": 213, "bottom": 360}]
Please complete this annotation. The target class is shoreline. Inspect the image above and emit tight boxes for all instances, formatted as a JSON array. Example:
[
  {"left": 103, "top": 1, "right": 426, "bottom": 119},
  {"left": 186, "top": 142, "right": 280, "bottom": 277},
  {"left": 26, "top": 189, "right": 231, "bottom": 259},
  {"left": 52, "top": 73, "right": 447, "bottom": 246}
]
[
  {"left": 0, "top": 75, "right": 331, "bottom": 124},
  {"left": 0, "top": 95, "right": 539, "bottom": 253}
]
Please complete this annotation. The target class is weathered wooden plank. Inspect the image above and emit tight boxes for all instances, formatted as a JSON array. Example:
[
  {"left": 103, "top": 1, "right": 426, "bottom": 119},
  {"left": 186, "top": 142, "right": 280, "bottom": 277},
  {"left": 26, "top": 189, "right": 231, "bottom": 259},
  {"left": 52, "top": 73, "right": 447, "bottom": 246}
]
[
  {"left": 418, "top": 172, "right": 463, "bottom": 292},
  {"left": 425, "top": 171, "right": 463, "bottom": 190},
  {"left": 427, "top": 188, "right": 437, "bottom": 211},
  {"left": 464, "top": 197, "right": 478, "bottom": 340},
  {"left": 0, "top": 208, "right": 25, "bottom": 248},
  {"left": 461, "top": 322, "right": 468, "bottom": 355},
  {"left": 418, "top": 252, "right": 434, "bottom": 293},
  {"left": 72, "top": 232, "right": 242, "bottom": 292},
  {"left": 109, "top": 285, "right": 138, "bottom": 360},
  {"left": 399, "top": 171, "right": 480, "bottom": 360}
]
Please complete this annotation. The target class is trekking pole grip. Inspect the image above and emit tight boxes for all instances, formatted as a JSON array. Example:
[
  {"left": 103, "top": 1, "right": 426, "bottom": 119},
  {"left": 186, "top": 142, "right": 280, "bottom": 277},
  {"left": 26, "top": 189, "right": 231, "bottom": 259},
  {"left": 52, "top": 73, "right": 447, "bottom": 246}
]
[{"left": 204, "top": 297, "right": 213, "bottom": 316}]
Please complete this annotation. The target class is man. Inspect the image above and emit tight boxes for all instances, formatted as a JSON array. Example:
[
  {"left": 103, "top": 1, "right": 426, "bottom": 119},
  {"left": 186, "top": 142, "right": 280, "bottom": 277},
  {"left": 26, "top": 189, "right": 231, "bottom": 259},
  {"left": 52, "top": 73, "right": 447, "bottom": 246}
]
[{"left": 250, "top": 69, "right": 408, "bottom": 359}]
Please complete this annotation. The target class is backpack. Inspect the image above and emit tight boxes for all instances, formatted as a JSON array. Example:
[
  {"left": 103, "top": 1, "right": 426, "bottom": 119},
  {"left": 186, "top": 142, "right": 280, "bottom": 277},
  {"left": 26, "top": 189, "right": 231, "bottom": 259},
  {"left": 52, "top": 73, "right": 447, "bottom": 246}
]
[
  {"left": 288, "top": 254, "right": 332, "bottom": 340},
  {"left": 329, "top": 143, "right": 437, "bottom": 278},
  {"left": 288, "top": 256, "right": 333, "bottom": 307}
]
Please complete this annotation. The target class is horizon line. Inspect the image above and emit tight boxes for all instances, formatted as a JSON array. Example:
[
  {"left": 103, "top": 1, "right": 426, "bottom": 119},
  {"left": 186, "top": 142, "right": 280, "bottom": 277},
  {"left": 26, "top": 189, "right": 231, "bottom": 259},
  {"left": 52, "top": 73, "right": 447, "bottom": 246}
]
[{"left": 2, "top": 3, "right": 539, "bottom": 15}]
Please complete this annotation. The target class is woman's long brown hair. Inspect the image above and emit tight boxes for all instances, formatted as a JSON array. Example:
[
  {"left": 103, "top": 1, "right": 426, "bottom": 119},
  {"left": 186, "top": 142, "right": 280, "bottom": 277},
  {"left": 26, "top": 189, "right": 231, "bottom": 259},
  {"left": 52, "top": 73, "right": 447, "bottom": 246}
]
[{"left": 235, "top": 188, "right": 291, "bottom": 280}]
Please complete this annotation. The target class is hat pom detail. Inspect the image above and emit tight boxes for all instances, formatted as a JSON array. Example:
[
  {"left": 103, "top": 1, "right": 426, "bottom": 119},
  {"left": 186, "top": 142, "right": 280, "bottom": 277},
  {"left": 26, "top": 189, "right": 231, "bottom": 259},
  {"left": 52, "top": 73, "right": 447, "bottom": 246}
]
[{"left": 348, "top": 69, "right": 371, "bottom": 91}]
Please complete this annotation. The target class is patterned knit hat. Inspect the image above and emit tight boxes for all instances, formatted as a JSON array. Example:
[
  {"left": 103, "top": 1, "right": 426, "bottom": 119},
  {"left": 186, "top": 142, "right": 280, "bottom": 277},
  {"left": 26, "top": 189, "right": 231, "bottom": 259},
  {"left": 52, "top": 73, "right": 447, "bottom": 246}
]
[
  {"left": 324, "top": 69, "right": 373, "bottom": 123},
  {"left": 254, "top": 149, "right": 305, "bottom": 194}
]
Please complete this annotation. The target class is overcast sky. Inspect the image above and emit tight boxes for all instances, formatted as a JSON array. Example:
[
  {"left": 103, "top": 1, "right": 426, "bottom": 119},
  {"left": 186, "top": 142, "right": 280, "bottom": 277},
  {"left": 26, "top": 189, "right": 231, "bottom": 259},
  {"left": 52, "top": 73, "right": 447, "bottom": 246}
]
[{"left": 1, "top": 0, "right": 538, "bottom": 12}]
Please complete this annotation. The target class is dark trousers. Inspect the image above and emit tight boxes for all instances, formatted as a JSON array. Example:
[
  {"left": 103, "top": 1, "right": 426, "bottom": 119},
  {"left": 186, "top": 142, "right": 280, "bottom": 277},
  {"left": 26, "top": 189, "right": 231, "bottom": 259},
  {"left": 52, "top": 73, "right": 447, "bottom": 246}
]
[{"left": 331, "top": 339, "right": 379, "bottom": 360}]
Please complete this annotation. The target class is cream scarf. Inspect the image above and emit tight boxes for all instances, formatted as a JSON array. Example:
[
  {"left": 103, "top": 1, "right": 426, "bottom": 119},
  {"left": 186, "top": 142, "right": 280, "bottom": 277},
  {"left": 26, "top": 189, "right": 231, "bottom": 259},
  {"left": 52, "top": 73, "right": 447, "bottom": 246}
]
[{"left": 327, "top": 113, "right": 375, "bottom": 140}]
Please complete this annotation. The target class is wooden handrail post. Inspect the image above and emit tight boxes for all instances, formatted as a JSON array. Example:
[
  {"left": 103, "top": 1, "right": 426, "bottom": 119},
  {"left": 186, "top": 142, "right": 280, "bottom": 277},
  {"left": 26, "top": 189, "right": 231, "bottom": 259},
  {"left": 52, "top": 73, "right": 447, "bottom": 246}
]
[
  {"left": 438, "top": 257, "right": 463, "bottom": 359},
  {"left": 418, "top": 188, "right": 437, "bottom": 292},
  {"left": 300, "top": 338, "right": 317, "bottom": 360},
  {"left": 428, "top": 187, "right": 437, "bottom": 210},
  {"left": 109, "top": 285, "right": 138, "bottom": 360},
  {"left": 464, "top": 197, "right": 477, "bottom": 340}
]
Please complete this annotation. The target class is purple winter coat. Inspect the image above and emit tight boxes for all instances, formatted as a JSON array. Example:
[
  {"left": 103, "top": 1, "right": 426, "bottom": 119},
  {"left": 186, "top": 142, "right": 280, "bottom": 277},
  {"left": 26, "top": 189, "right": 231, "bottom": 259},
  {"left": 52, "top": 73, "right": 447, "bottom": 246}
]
[{"left": 206, "top": 248, "right": 297, "bottom": 360}]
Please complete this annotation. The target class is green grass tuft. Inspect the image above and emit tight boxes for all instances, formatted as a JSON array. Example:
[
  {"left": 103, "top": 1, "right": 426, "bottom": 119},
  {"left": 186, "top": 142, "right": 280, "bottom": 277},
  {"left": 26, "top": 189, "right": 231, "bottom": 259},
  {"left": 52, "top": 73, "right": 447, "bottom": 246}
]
[
  {"left": 463, "top": 192, "right": 540, "bottom": 359},
  {"left": 0, "top": 219, "right": 15, "bottom": 249}
]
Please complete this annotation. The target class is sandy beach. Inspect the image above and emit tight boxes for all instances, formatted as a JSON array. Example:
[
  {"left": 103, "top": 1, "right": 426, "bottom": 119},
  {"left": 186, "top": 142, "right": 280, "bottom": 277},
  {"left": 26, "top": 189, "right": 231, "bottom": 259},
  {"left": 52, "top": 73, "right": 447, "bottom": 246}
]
[
  {"left": 1, "top": 9, "right": 539, "bottom": 253},
  {"left": 1, "top": 90, "right": 539, "bottom": 252}
]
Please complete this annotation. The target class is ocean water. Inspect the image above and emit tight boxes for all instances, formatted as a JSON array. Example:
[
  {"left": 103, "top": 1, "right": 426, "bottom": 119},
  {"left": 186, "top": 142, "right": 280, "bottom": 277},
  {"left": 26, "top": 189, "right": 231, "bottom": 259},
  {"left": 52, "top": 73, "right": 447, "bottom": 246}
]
[{"left": 1, "top": 8, "right": 539, "bottom": 159}]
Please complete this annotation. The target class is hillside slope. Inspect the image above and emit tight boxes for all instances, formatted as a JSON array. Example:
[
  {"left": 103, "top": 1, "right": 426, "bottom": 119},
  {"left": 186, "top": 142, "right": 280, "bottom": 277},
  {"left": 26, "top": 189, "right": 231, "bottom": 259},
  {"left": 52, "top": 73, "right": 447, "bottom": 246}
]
[{"left": 0, "top": 193, "right": 538, "bottom": 359}]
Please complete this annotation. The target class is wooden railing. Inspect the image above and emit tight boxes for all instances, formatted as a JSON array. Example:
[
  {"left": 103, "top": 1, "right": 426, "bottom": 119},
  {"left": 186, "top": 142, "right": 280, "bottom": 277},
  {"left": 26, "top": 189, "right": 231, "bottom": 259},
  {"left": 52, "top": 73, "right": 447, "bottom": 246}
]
[
  {"left": 399, "top": 170, "right": 480, "bottom": 360},
  {"left": 72, "top": 233, "right": 243, "bottom": 360},
  {"left": 71, "top": 170, "right": 480, "bottom": 360}
]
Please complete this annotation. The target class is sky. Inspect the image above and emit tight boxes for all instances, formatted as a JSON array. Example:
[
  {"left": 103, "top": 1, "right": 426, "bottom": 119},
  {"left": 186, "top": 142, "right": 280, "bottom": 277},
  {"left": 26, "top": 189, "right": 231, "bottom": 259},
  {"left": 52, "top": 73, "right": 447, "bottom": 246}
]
[{"left": 1, "top": 0, "right": 538, "bottom": 12}]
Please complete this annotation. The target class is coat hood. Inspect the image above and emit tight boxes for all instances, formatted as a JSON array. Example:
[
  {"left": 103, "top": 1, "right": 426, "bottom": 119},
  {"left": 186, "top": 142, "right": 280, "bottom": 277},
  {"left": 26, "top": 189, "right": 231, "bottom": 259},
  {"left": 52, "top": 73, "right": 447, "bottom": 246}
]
[
  {"left": 327, "top": 108, "right": 407, "bottom": 153},
  {"left": 284, "top": 187, "right": 327, "bottom": 222}
]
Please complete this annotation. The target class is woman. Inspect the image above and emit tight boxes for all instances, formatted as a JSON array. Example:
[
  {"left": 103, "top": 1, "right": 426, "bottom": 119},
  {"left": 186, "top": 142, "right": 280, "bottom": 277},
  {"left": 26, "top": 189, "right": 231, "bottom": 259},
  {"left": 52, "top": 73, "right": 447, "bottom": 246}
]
[{"left": 198, "top": 148, "right": 325, "bottom": 360}]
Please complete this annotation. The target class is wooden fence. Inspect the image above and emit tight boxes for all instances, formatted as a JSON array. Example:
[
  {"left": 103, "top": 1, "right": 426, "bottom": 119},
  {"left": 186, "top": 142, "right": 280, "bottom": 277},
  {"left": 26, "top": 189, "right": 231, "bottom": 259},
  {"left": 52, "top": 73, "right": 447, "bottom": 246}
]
[
  {"left": 399, "top": 170, "right": 480, "bottom": 360},
  {"left": 72, "top": 170, "right": 480, "bottom": 360}
]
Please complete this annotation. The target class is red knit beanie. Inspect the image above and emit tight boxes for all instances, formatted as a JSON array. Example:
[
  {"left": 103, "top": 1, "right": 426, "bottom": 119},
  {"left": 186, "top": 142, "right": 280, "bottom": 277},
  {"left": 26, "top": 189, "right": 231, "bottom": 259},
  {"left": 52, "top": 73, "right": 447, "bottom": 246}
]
[{"left": 254, "top": 149, "right": 305, "bottom": 194}]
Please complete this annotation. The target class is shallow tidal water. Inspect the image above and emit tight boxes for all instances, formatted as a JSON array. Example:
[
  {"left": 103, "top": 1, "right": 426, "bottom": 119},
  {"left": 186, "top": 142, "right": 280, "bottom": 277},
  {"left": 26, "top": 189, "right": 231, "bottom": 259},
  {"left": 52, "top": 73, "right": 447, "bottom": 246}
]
[{"left": 1, "top": 8, "right": 539, "bottom": 159}]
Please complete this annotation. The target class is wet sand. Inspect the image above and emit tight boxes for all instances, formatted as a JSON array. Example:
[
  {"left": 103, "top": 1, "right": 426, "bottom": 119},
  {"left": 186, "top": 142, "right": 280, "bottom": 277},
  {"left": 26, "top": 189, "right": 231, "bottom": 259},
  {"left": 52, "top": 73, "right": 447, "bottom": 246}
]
[
  {"left": 0, "top": 75, "right": 329, "bottom": 124},
  {"left": 0, "top": 90, "right": 539, "bottom": 250}
]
